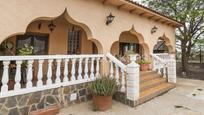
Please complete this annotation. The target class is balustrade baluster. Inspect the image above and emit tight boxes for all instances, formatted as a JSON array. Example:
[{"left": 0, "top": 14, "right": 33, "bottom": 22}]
[
  {"left": 121, "top": 69, "right": 125, "bottom": 92},
  {"left": 163, "top": 64, "right": 166, "bottom": 78},
  {"left": 109, "top": 61, "right": 114, "bottom": 78},
  {"left": 46, "top": 59, "right": 53, "bottom": 85},
  {"left": 90, "top": 57, "right": 95, "bottom": 80},
  {"left": 14, "top": 61, "right": 22, "bottom": 90},
  {"left": 77, "top": 58, "right": 83, "bottom": 80},
  {"left": 84, "top": 58, "right": 89, "bottom": 80},
  {"left": 115, "top": 64, "right": 119, "bottom": 84},
  {"left": 26, "top": 60, "right": 34, "bottom": 88},
  {"left": 55, "top": 59, "right": 61, "bottom": 84},
  {"left": 1, "top": 61, "right": 10, "bottom": 92},
  {"left": 158, "top": 64, "right": 161, "bottom": 74},
  {"left": 37, "top": 60, "right": 44, "bottom": 87},
  {"left": 63, "top": 59, "right": 69, "bottom": 83},
  {"left": 71, "top": 58, "right": 76, "bottom": 81},
  {"left": 95, "top": 57, "right": 100, "bottom": 78}
]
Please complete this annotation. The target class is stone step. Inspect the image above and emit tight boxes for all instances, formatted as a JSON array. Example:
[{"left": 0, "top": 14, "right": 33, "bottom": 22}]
[
  {"left": 140, "top": 73, "right": 162, "bottom": 83},
  {"left": 138, "top": 83, "right": 175, "bottom": 105},
  {"left": 140, "top": 78, "right": 166, "bottom": 92}
]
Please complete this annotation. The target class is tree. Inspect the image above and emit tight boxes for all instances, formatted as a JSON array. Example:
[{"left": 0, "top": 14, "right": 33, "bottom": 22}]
[{"left": 142, "top": 0, "right": 204, "bottom": 75}]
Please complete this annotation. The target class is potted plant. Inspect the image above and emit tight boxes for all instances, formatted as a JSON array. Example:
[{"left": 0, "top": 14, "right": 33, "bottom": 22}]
[
  {"left": 89, "top": 77, "right": 117, "bottom": 111},
  {"left": 138, "top": 56, "right": 151, "bottom": 71},
  {"left": 17, "top": 44, "right": 33, "bottom": 83}
]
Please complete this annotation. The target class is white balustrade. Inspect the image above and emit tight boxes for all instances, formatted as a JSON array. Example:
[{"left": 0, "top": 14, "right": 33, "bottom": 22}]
[
  {"left": 95, "top": 57, "right": 100, "bottom": 78},
  {"left": 37, "top": 60, "right": 44, "bottom": 87},
  {"left": 115, "top": 64, "right": 119, "bottom": 84},
  {"left": 1, "top": 61, "right": 10, "bottom": 92},
  {"left": 77, "top": 58, "right": 83, "bottom": 81},
  {"left": 55, "top": 59, "right": 61, "bottom": 84},
  {"left": 63, "top": 59, "right": 69, "bottom": 83},
  {"left": 27, "top": 60, "right": 34, "bottom": 88},
  {"left": 151, "top": 53, "right": 176, "bottom": 83},
  {"left": 84, "top": 58, "right": 89, "bottom": 80},
  {"left": 109, "top": 61, "right": 114, "bottom": 78},
  {"left": 120, "top": 69, "right": 125, "bottom": 92},
  {"left": 14, "top": 61, "right": 22, "bottom": 90},
  {"left": 0, "top": 54, "right": 103, "bottom": 98},
  {"left": 46, "top": 59, "right": 53, "bottom": 85},
  {"left": 71, "top": 58, "right": 76, "bottom": 81},
  {"left": 90, "top": 57, "right": 95, "bottom": 80},
  {"left": 106, "top": 53, "right": 127, "bottom": 93}
]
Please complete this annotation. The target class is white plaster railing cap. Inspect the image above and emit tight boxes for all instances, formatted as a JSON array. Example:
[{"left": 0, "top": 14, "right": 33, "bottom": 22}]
[{"left": 106, "top": 53, "right": 127, "bottom": 71}]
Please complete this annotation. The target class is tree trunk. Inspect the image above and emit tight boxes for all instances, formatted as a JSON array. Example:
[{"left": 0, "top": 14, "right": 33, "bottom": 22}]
[{"left": 181, "top": 42, "right": 190, "bottom": 76}]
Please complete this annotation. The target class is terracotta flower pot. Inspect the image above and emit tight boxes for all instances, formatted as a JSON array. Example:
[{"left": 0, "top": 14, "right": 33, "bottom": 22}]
[
  {"left": 93, "top": 95, "right": 112, "bottom": 111},
  {"left": 140, "top": 64, "right": 149, "bottom": 71}
]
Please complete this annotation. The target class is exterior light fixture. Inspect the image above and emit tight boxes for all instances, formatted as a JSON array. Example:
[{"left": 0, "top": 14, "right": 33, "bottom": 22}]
[
  {"left": 48, "top": 20, "right": 56, "bottom": 32},
  {"left": 106, "top": 13, "right": 115, "bottom": 25},
  {"left": 151, "top": 26, "right": 158, "bottom": 34}
]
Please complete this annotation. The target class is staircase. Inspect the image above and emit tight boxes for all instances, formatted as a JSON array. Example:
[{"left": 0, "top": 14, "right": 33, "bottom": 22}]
[{"left": 138, "top": 71, "right": 175, "bottom": 105}]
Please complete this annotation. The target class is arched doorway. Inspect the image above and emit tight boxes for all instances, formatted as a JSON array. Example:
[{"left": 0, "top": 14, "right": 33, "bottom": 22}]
[
  {"left": 111, "top": 31, "right": 149, "bottom": 57},
  {"left": 153, "top": 36, "right": 173, "bottom": 53},
  {"left": 153, "top": 37, "right": 168, "bottom": 53}
]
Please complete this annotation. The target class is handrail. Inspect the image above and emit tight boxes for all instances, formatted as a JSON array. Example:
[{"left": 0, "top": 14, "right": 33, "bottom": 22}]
[
  {"left": 106, "top": 53, "right": 127, "bottom": 71},
  {"left": 151, "top": 53, "right": 165, "bottom": 63},
  {"left": 154, "top": 53, "right": 169, "bottom": 56},
  {"left": 0, "top": 54, "right": 104, "bottom": 61}
]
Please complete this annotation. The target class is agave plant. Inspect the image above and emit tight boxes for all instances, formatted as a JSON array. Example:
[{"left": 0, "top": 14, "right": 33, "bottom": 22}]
[{"left": 89, "top": 77, "right": 117, "bottom": 96}]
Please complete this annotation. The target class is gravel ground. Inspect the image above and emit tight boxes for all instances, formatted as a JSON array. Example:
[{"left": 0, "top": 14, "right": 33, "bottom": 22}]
[{"left": 58, "top": 78, "right": 204, "bottom": 115}]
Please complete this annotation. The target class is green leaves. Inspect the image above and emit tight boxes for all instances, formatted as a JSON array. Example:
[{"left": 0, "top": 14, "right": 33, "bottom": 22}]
[
  {"left": 89, "top": 77, "right": 117, "bottom": 96},
  {"left": 17, "top": 44, "right": 33, "bottom": 56}
]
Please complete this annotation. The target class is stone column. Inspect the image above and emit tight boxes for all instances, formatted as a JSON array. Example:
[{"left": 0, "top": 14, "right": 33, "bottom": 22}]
[
  {"left": 167, "top": 59, "right": 176, "bottom": 83},
  {"left": 100, "top": 56, "right": 110, "bottom": 77},
  {"left": 126, "top": 54, "right": 140, "bottom": 101}
]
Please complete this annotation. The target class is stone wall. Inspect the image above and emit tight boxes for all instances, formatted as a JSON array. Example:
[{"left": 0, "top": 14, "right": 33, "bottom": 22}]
[
  {"left": 113, "top": 92, "right": 138, "bottom": 107},
  {"left": 0, "top": 82, "right": 91, "bottom": 115}
]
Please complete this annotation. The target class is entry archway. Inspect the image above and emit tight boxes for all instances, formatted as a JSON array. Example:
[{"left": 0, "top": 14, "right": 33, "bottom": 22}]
[
  {"left": 111, "top": 28, "right": 150, "bottom": 57},
  {"left": 153, "top": 35, "right": 174, "bottom": 53}
]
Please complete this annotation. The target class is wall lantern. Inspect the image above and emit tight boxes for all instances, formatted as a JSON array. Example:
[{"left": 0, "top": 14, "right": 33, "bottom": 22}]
[
  {"left": 151, "top": 26, "right": 158, "bottom": 34},
  {"left": 106, "top": 13, "right": 115, "bottom": 25},
  {"left": 48, "top": 20, "right": 56, "bottom": 32}
]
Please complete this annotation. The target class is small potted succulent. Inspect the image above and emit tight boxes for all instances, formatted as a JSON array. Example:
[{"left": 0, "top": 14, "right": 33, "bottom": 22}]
[
  {"left": 138, "top": 56, "right": 151, "bottom": 71},
  {"left": 89, "top": 77, "right": 117, "bottom": 111}
]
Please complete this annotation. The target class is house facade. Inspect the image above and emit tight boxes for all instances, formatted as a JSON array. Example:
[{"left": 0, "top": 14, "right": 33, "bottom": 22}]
[{"left": 0, "top": 0, "right": 181, "bottom": 114}]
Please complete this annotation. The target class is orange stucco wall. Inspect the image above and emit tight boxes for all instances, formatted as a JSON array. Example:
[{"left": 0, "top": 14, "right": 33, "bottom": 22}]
[
  {"left": 5, "top": 17, "right": 94, "bottom": 55},
  {"left": 0, "top": 0, "right": 177, "bottom": 54}
]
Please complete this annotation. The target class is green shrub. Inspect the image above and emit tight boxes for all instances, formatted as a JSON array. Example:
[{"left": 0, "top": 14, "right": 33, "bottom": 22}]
[
  {"left": 137, "top": 55, "right": 151, "bottom": 64},
  {"left": 89, "top": 77, "right": 117, "bottom": 96}
]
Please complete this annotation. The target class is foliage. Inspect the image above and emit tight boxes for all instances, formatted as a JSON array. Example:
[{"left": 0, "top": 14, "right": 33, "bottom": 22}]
[
  {"left": 0, "top": 41, "right": 14, "bottom": 55},
  {"left": 17, "top": 44, "right": 33, "bottom": 68},
  {"left": 137, "top": 55, "right": 151, "bottom": 64},
  {"left": 17, "top": 44, "right": 33, "bottom": 56},
  {"left": 142, "top": 0, "right": 204, "bottom": 74},
  {"left": 89, "top": 77, "right": 117, "bottom": 96}
]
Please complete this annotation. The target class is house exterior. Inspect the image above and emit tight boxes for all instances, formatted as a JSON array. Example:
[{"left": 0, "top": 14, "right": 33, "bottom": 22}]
[{"left": 0, "top": 0, "right": 182, "bottom": 114}]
